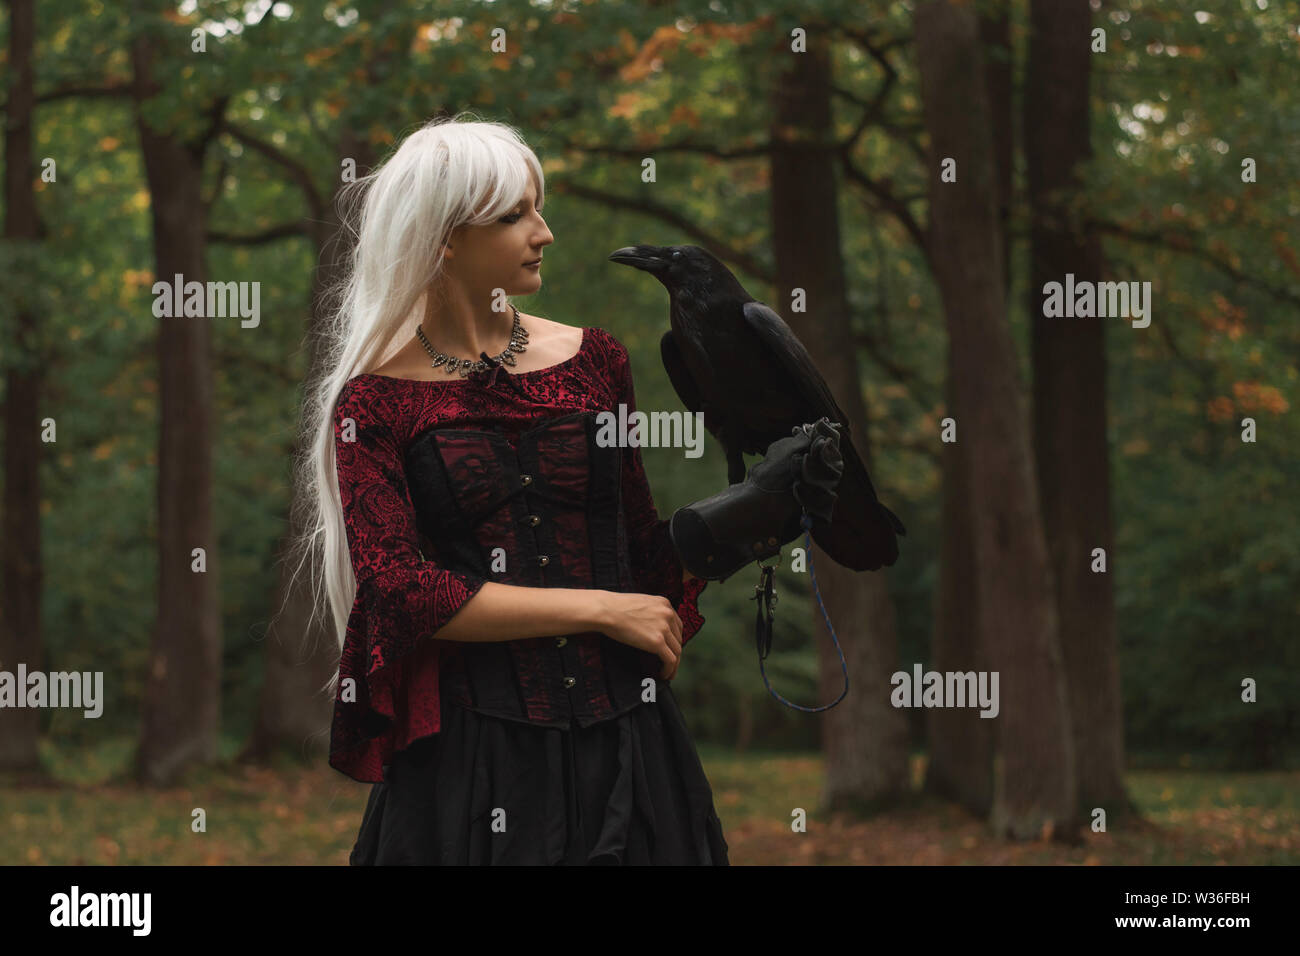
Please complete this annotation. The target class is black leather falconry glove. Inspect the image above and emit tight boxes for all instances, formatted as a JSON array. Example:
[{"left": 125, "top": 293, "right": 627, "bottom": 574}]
[{"left": 668, "top": 418, "right": 845, "bottom": 582}]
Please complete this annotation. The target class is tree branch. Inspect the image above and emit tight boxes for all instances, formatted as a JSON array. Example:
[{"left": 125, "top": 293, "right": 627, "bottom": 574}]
[
  {"left": 222, "top": 121, "right": 327, "bottom": 218},
  {"left": 837, "top": 26, "right": 914, "bottom": 70},
  {"left": 840, "top": 155, "right": 929, "bottom": 258},
  {"left": 553, "top": 181, "right": 774, "bottom": 284},
  {"left": 830, "top": 85, "right": 926, "bottom": 163},
  {"left": 204, "top": 155, "right": 230, "bottom": 215},
  {"left": 1106, "top": 257, "right": 1215, "bottom": 394},
  {"left": 853, "top": 329, "right": 939, "bottom": 411},
  {"left": 30, "top": 81, "right": 134, "bottom": 106},
  {"left": 208, "top": 222, "right": 311, "bottom": 245},
  {"left": 194, "top": 93, "right": 231, "bottom": 159},
  {"left": 1093, "top": 219, "right": 1300, "bottom": 309},
  {"left": 552, "top": 133, "right": 774, "bottom": 161}
]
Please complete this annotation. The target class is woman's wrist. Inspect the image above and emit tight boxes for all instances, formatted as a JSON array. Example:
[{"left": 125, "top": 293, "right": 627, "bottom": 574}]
[{"left": 585, "top": 589, "right": 615, "bottom": 633}]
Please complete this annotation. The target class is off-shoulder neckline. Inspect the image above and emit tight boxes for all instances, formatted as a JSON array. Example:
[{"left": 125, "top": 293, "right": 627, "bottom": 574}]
[{"left": 354, "top": 326, "right": 593, "bottom": 386}]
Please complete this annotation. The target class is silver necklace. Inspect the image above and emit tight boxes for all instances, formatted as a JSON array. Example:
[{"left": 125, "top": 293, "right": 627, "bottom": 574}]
[{"left": 415, "top": 304, "right": 530, "bottom": 377}]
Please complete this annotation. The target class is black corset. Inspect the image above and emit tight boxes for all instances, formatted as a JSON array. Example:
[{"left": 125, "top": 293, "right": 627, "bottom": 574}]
[{"left": 404, "top": 409, "right": 661, "bottom": 728}]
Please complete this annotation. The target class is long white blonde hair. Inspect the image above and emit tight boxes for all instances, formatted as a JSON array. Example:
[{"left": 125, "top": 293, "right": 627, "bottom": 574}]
[{"left": 284, "top": 112, "right": 546, "bottom": 694}]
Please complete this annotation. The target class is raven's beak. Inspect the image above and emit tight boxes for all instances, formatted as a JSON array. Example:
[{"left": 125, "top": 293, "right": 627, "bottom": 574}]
[{"left": 607, "top": 245, "right": 668, "bottom": 275}]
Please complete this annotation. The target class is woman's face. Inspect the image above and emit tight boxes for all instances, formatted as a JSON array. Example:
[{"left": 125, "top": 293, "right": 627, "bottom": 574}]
[{"left": 445, "top": 178, "right": 553, "bottom": 296}]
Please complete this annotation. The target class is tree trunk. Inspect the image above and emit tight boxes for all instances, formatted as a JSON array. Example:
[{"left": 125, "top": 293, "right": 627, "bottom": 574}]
[
  {"left": 924, "top": 0, "right": 1012, "bottom": 817},
  {"left": 979, "top": 1, "right": 1014, "bottom": 297},
  {"left": 1025, "top": 0, "right": 1132, "bottom": 822},
  {"left": 925, "top": 369, "right": 993, "bottom": 814},
  {"left": 131, "top": 32, "right": 221, "bottom": 785},
  {"left": 244, "top": 130, "right": 378, "bottom": 762},
  {"left": 914, "top": 0, "right": 1077, "bottom": 840},
  {"left": 770, "top": 32, "right": 910, "bottom": 812},
  {"left": 0, "top": 0, "right": 46, "bottom": 778}
]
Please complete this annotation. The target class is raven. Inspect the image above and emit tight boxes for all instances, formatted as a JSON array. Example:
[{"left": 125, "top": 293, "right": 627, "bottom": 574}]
[{"left": 608, "top": 243, "right": 905, "bottom": 571}]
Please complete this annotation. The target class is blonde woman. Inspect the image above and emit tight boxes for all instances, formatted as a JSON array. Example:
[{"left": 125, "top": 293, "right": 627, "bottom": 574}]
[{"left": 293, "top": 114, "right": 817, "bottom": 864}]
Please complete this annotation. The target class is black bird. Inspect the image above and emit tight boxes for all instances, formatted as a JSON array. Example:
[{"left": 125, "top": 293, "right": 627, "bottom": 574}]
[{"left": 608, "top": 243, "right": 905, "bottom": 572}]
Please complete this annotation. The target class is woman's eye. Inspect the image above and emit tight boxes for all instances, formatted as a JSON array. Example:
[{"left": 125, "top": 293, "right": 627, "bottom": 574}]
[{"left": 500, "top": 213, "right": 523, "bottom": 224}]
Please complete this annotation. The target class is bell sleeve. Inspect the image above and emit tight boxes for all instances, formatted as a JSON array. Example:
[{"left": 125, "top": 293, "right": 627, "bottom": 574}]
[
  {"left": 328, "top": 380, "right": 487, "bottom": 783},
  {"left": 611, "top": 340, "right": 709, "bottom": 648}
]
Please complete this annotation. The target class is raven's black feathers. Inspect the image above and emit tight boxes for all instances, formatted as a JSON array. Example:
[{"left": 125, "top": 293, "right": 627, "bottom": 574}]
[{"left": 609, "top": 243, "right": 905, "bottom": 572}]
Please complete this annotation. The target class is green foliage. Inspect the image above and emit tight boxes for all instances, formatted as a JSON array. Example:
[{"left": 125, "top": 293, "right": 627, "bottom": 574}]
[
  {"left": 3, "top": 0, "right": 1295, "bottom": 770},
  {"left": 1092, "top": 0, "right": 1300, "bottom": 765}
]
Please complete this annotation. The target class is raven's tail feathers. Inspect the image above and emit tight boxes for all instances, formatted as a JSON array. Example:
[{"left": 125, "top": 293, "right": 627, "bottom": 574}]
[
  {"left": 808, "top": 439, "right": 904, "bottom": 571},
  {"left": 879, "top": 501, "right": 907, "bottom": 536}
]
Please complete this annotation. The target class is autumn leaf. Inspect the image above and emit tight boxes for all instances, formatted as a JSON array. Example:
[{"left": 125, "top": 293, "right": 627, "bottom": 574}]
[
  {"left": 1272, "top": 231, "right": 1300, "bottom": 278},
  {"left": 608, "top": 91, "right": 650, "bottom": 120}
]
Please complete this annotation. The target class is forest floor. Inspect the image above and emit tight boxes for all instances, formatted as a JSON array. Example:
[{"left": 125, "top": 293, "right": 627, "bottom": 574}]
[{"left": 0, "top": 739, "right": 1295, "bottom": 865}]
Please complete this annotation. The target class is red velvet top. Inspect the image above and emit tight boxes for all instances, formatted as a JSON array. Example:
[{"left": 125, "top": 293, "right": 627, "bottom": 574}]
[{"left": 328, "top": 325, "right": 708, "bottom": 783}]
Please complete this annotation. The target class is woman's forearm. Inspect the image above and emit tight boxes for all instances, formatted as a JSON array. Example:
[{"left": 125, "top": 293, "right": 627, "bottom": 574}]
[
  {"left": 434, "top": 581, "right": 610, "bottom": 643},
  {"left": 434, "top": 570, "right": 700, "bottom": 645}
]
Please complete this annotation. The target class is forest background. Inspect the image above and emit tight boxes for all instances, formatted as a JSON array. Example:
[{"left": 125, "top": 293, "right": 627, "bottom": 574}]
[{"left": 0, "top": 0, "right": 1295, "bottom": 863}]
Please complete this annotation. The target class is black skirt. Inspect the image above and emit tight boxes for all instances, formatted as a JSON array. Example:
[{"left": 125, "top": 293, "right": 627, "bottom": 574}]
[{"left": 349, "top": 683, "right": 729, "bottom": 865}]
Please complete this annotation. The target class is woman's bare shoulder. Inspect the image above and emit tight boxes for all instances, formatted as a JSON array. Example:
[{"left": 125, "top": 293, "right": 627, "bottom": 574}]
[
  {"left": 526, "top": 313, "right": 584, "bottom": 343},
  {"left": 515, "top": 313, "right": 587, "bottom": 365}
]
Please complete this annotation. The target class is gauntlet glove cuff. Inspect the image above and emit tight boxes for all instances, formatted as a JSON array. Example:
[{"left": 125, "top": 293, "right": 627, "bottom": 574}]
[{"left": 668, "top": 418, "right": 844, "bottom": 582}]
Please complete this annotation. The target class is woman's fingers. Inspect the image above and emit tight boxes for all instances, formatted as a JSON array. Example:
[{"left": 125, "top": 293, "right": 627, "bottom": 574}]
[
  {"left": 659, "top": 644, "right": 677, "bottom": 680},
  {"left": 660, "top": 644, "right": 679, "bottom": 681},
  {"left": 660, "top": 603, "right": 683, "bottom": 680},
  {"left": 665, "top": 619, "right": 682, "bottom": 658},
  {"left": 603, "top": 593, "right": 684, "bottom": 680}
]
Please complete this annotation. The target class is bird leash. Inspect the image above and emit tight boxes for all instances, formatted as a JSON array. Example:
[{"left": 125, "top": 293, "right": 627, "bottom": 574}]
[{"left": 749, "top": 510, "right": 849, "bottom": 712}]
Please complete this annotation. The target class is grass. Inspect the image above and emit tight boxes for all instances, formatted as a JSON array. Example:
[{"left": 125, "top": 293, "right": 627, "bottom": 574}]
[{"left": 1, "top": 736, "right": 1295, "bottom": 865}]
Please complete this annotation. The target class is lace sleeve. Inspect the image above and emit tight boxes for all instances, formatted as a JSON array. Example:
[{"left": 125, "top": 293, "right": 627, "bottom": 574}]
[
  {"left": 328, "top": 380, "right": 487, "bottom": 782},
  {"left": 610, "top": 341, "right": 708, "bottom": 647}
]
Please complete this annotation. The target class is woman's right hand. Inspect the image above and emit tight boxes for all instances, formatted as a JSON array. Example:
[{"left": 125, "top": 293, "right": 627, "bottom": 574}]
[{"left": 591, "top": 591, "right": 683, "bottom": 680}]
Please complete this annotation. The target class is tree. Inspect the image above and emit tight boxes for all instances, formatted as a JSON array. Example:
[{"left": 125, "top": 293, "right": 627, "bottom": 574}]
[
  {"left": 769, "top": 29, "right": 910, "bottom": 811},
  {"left": 130, "top": 10, "right": 224, "bottom": 784},
  {"left": 1024, "top": 0, "right": 1133, "bottom": 821},
  {"left": 0, "top": 0, "right": 45, "bottom": 778},
  {"left": 914, "top": 0, "right": 1076, "bottom": 840},
  {"left": 924, "top": 0, "right": 1012, "bottom": 817}
]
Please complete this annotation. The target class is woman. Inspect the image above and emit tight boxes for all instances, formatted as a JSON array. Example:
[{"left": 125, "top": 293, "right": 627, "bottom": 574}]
[{"left": 293, "top": 114, "right": 818, "bottom": 865}]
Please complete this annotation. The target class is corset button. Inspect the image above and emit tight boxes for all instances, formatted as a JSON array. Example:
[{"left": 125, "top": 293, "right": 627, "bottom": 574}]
[
  {"left": 562, "top": 676, "right": 576, "bottom": 688},
  {"left": 538, "top": 555, "right": 549, "bottom": 566},
  {"left": 520, "top": 474, "right": 532, "bottom": 485},
  {"left": 527, "top": 514, "right": 540, "bottom": 526},
  {"left": 555, "top": 637, "right": 568, "bottom": 647}
]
